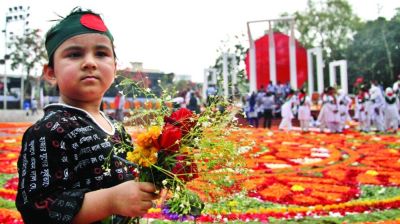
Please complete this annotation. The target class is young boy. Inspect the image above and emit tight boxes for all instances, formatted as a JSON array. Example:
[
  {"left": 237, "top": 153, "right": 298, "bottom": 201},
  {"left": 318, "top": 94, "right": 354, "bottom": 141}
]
[
  {"left": 297, "top": 88, "right": 312, "bottom": 132},
  {"left": 16, "top": 8, "right": 159, "bottom": 224},
  {"left": 355, "top": 85, "right": 371, "bottom": 132},
  {"left": 278, "top": 89, "right": 297, "bottom": 131}
]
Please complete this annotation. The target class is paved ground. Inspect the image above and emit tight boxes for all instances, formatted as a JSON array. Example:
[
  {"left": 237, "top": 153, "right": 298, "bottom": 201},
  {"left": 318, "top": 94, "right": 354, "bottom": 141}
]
[{"left": 0, "top": 109, "right": 44, "bottom": 123}]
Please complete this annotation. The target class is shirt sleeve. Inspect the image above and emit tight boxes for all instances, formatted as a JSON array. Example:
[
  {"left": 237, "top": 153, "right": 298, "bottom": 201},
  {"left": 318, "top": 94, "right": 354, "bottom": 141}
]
[{"left": 16, "top": 122, "right": 89, "bottom": 224}]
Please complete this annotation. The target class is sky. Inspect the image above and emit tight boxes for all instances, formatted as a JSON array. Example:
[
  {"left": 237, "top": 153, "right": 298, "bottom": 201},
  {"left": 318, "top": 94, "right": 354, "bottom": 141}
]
[{"left": 0, "top": 0, "right": 399, "bottom": 83}]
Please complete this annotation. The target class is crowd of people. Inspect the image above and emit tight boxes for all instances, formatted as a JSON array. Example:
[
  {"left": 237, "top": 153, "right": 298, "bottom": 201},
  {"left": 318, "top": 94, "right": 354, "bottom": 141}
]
[{"left": 243, "top": 78, "right": 400, "bottom": 134}]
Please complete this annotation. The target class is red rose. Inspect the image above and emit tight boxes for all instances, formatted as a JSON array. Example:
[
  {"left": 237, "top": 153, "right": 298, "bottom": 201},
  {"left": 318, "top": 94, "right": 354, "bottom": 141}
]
[
  {"left": 158, "top": 123, "right": 182, "bottom": 152},
  {"left": 165, "top": 108, "right": 197, "bottom": 136},
  {"left": 171, "top": 154, "right": 198, "bottom": 182}
]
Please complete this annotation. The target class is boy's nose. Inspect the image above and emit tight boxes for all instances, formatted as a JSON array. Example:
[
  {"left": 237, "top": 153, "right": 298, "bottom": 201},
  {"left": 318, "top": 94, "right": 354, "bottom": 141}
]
[{"left": 82, "top": 54, "right": 97, "bottom": 70}]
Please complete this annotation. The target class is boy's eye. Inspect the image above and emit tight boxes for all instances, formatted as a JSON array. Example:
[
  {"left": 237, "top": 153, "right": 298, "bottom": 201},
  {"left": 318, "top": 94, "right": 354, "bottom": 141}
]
[
  {"left": 67, "top": 52, "right": 82, "bottom": 58},
  {"left": 96, "top": 50, "right": 111, "bottom": 57},
  {"left": 96, "top": 51, "right": 108, "bottom": 57}
]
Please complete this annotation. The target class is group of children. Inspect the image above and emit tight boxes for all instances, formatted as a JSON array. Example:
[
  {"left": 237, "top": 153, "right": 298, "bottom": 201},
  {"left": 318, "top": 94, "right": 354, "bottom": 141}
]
[
  {"left": 354, "top": 81, "right": 399, "bottom": 133},
  {"left": 245, "top": 81, "right": 400, "bottom": 134}
]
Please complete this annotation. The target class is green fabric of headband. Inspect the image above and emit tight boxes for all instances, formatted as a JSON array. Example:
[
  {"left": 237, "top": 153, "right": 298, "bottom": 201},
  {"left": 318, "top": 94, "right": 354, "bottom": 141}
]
[{"left": 45, "top": 9, "right": 114, "bottom": 59}]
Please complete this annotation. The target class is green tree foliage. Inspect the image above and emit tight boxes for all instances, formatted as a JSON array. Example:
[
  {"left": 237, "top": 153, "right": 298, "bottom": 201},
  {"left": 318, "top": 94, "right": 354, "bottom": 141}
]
[
  {"left": 7, "top": 29, "right": 47, "bottom": 95},
  {"left": 346, "top": 9, "right": 400, "bottom": 89},
  {"left": 291, "top": 0, "right": 362, "bottom": 61}
]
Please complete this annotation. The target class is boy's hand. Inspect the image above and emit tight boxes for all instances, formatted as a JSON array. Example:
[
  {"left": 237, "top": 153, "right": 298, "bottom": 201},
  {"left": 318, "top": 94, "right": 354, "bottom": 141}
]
[{"left": 108, "top": 181, "right": 160, "bottom": 217}]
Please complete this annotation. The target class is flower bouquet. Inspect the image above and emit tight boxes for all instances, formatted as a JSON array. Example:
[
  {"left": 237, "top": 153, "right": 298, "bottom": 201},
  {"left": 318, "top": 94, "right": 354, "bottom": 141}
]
[{"left": 106, "top": 75, "right": 247, "bottom": 223}]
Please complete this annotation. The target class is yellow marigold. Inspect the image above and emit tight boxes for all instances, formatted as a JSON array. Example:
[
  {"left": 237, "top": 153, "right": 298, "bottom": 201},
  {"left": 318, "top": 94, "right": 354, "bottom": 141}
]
[
  {"left": 291, "top": 184, "right": 305, "bottom": 192},
  {"left": 126, "top": 146, "right": 158, "bottom": 167},
  {"left": 366, "top": 170, "right": 379, "bottom": 176},
  {"left": 136, "top": 133, "right": 153, "bottom": 148},
  {"left": 148, "top": 126, "right": 161, "bottom": 139},
  {"left": 136, "top": 126, "right": 161, "bottom": 148}
]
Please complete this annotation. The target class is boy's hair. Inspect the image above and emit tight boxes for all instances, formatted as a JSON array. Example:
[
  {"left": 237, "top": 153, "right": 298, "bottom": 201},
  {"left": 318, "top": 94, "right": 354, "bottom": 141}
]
[{"left": 45, "top": 7, "right": 115, "bottom": 66}]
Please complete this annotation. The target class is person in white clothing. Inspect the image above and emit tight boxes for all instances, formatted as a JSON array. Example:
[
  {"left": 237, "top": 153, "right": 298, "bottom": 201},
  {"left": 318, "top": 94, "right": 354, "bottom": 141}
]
[
  {"left": 297, "top": 88, "right": 312, "bottom": 132},
  {"left": 355, "top": 86, "right": 371, "bottom": 132},
  {"left": 369, "top": 82, "right": 385, "bottom": 132},
  {"left": 384, "top": 87, "right": 399, "bottom": 133},
  {"left": 325, "top": 87, "right": 341, "bottom": 133},
  {"left": 279, "top": 90, "right": 296, "bottom": 131},
  {"left": 317, "top": 88, "right": 329, "bottom": 132},
  {"left": 392, "top": 74, "right": 400, "bottom": 124},
  {"left": 337, "top": 89, "right": 352, "bottom": 131}
]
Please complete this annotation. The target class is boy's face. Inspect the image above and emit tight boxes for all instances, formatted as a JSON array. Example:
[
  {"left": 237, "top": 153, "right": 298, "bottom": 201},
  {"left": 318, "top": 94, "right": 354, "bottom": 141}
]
[{"left": 44, "top": 33, "right": 116, "bottom": 106}]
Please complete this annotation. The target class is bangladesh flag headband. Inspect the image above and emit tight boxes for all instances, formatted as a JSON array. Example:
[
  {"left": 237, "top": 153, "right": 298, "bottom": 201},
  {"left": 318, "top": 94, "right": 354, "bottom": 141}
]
[{"left": 45, "top": 8, "right": 114, "bottom": 59}]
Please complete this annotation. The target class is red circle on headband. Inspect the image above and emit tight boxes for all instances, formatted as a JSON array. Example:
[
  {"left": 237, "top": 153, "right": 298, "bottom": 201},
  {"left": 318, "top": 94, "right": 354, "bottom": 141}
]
[{"left": 80, "top": 14, "right": 107, "bottom": 32}]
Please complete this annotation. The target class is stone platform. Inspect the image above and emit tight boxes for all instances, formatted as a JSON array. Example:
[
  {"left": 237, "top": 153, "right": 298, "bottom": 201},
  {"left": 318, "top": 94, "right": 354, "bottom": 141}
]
[{"left": 0, "top": 109, "right": 44, "bottom": 123}]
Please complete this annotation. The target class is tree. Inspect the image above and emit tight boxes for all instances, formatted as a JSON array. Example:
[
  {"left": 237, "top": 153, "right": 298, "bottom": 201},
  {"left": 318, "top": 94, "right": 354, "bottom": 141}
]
[
  {"left": 7, "top": 29, "right": 47, "bottom": 98},
  {"left": 295, "top": 0, "right": 361, "bottom": 61},
  {"left": 346, "top": 9, "right": 400, "bottom": 89}
]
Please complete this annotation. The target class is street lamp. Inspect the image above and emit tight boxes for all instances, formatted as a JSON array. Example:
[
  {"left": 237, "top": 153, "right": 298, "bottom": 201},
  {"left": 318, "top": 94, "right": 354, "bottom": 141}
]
[{"left": 2, "top": 5, "right": 30, "bottom": 109}]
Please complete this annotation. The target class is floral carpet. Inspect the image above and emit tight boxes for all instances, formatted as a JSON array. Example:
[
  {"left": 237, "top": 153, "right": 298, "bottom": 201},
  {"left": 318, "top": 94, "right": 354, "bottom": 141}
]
[{"left": 1, "top": 123, "right": 400, "bottom": 223}]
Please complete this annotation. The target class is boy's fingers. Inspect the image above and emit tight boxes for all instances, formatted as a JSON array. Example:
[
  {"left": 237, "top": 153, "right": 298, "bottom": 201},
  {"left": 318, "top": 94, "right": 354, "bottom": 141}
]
[{"left": 139, "top": 182, "right": 157, "bottom": 193}]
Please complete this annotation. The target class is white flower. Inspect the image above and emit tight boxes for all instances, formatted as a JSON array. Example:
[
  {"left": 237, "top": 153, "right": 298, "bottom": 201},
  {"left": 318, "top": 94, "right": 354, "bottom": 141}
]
[
  {"left": 237, "top": 146, "right": 252, "bottom": 154},
  {"left": 202, "top": 122, "right": 211, "bottom": 128},
  {"left": 103, "top": 168, "right": 111, "bottom": 176}
]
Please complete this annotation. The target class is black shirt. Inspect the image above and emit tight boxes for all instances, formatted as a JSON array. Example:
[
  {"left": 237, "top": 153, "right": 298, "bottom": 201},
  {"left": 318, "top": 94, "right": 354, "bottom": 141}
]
[{"left": 16, "top": 104, "right": 133, "bottom": 224}]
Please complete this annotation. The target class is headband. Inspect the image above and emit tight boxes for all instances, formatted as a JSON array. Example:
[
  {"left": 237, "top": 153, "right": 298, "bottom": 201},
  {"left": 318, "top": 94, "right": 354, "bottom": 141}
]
[{"left": 45, "top": 8, "right": 114, "bottom": 59}]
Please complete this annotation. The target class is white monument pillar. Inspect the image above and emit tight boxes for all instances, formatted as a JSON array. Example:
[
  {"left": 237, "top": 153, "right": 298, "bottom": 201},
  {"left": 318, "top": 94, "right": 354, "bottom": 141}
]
[
  {"left": 307, "top": 47, "right": 324, "bottom": 95},
  {"left": 289, "top": 20, "right": 297, "bottom": 90},
  {"left": 222, "top": 53, "right": 237, "bottom": 99},
  {"left": 268, "top": 21, "right": 277, "bottom": 85},
  {"left": 329, "top": 60, "right": 348, "bottom": 94},
  {"left": 230, "top": 55, "right": 237, "bottom": 98},
  {"left": 222, "top": 53, "right": 229, "bottom": 98},
  {"left": 247, "top": 22, "right": 257, "bottom": 93}
]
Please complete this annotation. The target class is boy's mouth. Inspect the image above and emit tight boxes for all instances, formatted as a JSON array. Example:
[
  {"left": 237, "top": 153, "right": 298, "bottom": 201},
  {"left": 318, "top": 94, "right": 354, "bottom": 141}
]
[{"left": 81, "top": 75, "right": 99, "bottom": 80}]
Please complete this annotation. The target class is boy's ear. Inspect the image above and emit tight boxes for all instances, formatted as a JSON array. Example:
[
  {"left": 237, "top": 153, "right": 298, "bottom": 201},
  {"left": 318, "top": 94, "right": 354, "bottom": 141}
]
[{"left": 42, "top": 64, "right": 57, "bottom": 86}]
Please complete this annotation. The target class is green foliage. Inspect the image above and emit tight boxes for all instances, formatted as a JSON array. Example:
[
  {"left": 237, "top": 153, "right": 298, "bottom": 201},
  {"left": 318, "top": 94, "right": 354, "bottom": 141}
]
[
  {"left": 7, "top": 28, "right": 47, "bottom": 96},
  {"left": 357, "top": 185, "right": 400, "bottom": 201},
  {"left": 7, "top": 29, "right": 47, "bottom": 73},
  {"left": 0, "top": 197, "right": 17, "bottom": 210},
  {"left": 0, "top": 174, "right": 14, "bottom": 187},
  {"left": 0, "top": 174, "right": 17, "bottom": 209},
  {"left": 347, "top": 15, "right": 400, "bottom": 88},
  {"left": 166, "top": 189, "right": 204, "bottom": 217},
  {"left": 292, "top": 0, "right": 361, "bottom": 61},
  {"left": 269, "top": 209, "right": 400, "bottom": 223}
]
